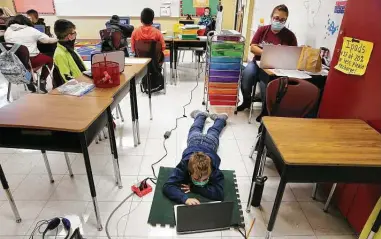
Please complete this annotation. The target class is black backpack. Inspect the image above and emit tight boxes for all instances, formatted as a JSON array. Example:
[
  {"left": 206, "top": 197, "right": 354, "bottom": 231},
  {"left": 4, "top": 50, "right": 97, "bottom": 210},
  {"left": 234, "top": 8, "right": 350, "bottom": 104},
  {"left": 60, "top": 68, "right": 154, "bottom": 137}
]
[{"left": 140, "top": 41, "right": 164, "bottom": 94}]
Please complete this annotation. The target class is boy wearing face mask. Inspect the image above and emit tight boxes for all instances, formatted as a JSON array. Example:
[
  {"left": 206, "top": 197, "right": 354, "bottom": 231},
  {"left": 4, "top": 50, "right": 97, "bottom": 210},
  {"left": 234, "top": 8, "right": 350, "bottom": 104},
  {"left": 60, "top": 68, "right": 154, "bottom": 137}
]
[
  {"left": 198, "top": 7, "right": 213, "bottom": 27},
  {"left": 163, "top": 110, "right": 227, "bottom": 205},
  {"left": 53, "top": 19, "right": 87, "bottom": 82},
  {"left": 237, "top": 4, "right": 297, "bottom": 111}
]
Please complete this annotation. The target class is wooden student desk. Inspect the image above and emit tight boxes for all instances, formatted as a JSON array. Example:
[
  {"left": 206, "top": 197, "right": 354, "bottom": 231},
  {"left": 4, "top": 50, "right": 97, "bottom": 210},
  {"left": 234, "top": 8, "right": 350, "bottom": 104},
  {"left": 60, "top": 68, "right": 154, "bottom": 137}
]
[
  {"left": 50, "top": 59, "right": 151, "bottom": 146},
  {"left": 247, "top": 117, "right": 381, "bottom": 239},
  {"left": 0, "top": 94, "right": 122, "bottom": 231},
  {"left": 165, "top": 33, "right": 207, "bottom": 81}
]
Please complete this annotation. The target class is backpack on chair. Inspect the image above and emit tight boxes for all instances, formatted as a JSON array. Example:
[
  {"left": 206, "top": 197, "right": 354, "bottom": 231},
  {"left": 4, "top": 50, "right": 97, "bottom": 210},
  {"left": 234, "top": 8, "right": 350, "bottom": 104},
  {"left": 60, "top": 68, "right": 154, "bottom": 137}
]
[
  {"left": 0, "top": 44, "right": 31, "bottom": 85},
  {"left": 140, "top": 41, "right": 164, "bottom": 94},
  {"left": 100, "top": 29, "right": 122, "bottom": 52}
]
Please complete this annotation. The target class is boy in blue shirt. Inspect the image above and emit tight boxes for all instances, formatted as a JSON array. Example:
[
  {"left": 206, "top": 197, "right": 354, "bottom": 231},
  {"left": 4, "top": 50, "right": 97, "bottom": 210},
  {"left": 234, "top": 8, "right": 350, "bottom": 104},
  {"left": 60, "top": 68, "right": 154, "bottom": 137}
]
[{"left": 163, "top": 110, "right": 228, "bottom": 205}]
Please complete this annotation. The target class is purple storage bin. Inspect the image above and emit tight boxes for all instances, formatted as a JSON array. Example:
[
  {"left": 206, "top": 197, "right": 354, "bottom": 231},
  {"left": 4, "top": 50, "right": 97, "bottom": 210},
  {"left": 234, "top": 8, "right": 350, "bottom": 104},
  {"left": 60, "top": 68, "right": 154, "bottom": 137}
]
[
  {"left": 209, "top": 77, "right": 239, "bottom": 82},
  {"left": 210, "top": 70, "right": 240, "bottom": 77}
]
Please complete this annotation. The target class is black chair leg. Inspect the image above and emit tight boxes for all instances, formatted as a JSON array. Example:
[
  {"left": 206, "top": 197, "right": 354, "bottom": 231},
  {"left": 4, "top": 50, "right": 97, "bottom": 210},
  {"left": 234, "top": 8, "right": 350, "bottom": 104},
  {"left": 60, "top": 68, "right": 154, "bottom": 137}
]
[{"left": 7, "top": 82, "right": 11, "bottom": 102}]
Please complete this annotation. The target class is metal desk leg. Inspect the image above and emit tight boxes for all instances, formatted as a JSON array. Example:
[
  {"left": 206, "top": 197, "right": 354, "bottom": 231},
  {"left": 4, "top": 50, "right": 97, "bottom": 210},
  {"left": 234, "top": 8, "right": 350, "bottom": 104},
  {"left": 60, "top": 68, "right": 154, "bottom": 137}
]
[
  {"left": 64, "top": 152, "right": 74, "bottom": 177},
  {"left": 79, "top": 134, "right": 103, "bottom": 231},
  {"left": 148, "top": 68, "right": 153, "bottom": 120},
  {"left": 107, "top": 107, "right": 122, "bottom": 188},
  {"left": 246, "top": 124, "right": 266, "bottom": 212},
  {"left": 117, "top": 105, "right": 124, "bottom": 122},
  {"left": 41, "top": 150, "right": 54, "bottom": 183},
  {"left": 129, "top": 78, "right": 138, "bottom": 147},
  {"left": 324, "top": 183, "right": 337, "bottom": 212},
  {"left": 312, "top": 183, "right": 318, "bottom": 199},
  {"left": 266, "top": 176, "right": 287, "bottom": 239},
  {"left": 174, "top": 46, "right": 178, "bottom": 85},
  {"left": 0, "top": 164, "right": 21, "bottom": 223},
  {"left": 131, "top": 77, "right": 141, "bottom": 144}
]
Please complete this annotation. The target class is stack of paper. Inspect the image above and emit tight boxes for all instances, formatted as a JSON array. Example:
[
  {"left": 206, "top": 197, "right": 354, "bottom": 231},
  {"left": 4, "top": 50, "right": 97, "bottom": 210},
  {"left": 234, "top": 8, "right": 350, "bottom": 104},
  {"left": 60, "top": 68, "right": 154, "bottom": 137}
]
[{"left": 57, "top": 79, "right": 95, "bottom": 97}]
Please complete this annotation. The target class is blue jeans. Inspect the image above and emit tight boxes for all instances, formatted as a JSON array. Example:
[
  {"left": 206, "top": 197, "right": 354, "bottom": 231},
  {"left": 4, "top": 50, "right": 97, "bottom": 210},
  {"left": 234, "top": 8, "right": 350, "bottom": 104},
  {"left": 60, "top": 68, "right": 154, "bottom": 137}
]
[
  {"left": 241, "top": 61, "right": 259, "bottom": 99},
  {"left": 187, "top": 115, "right": 226, "bottom": 152}
]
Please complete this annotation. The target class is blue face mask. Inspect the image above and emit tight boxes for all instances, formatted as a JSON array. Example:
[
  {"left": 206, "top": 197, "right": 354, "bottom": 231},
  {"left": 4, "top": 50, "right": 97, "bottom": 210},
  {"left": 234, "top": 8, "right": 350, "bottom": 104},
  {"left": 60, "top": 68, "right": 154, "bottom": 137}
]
[
  {"left": 271, "top": 20, "right": 285, "bottom": 31},
  {"left": 192, "top": 178, "right": 209, "bottom": 187}
]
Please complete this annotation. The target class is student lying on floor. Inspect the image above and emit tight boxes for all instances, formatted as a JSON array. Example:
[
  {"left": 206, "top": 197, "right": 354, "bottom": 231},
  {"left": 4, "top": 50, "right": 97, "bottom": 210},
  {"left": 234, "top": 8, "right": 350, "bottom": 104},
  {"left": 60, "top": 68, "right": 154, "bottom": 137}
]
[{"left": 163, "top": 110, "right": 228, "bottom": 205}]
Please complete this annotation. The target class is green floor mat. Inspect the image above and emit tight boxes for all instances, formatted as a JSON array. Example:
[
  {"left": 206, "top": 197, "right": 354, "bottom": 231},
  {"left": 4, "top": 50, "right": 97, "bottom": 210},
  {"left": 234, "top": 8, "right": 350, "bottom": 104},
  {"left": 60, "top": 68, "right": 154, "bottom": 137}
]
[{"left": 148, "top": 167, "right": 245, "bottom": 228}]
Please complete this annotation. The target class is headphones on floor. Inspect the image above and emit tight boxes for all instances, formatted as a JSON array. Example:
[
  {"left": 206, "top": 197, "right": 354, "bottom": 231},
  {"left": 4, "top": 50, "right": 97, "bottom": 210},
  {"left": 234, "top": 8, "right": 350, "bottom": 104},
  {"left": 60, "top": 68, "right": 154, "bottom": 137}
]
[{"left": 42, "top": 217, "right": 71, "bottom": 239}]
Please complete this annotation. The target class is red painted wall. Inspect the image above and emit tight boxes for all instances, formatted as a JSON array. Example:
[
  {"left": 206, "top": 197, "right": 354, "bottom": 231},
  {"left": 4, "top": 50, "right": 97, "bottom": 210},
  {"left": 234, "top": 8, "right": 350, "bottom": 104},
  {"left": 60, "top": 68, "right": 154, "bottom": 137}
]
[{"left": 318, "top": 0, "right": 381, "bottom": 233}]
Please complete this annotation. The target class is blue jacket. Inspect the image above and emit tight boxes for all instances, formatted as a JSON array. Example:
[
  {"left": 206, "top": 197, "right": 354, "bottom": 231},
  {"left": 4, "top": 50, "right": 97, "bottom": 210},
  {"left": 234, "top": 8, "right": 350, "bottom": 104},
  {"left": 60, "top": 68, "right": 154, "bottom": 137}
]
[{"left": 162, "top": 145, "right": 224, "bottom": 204}]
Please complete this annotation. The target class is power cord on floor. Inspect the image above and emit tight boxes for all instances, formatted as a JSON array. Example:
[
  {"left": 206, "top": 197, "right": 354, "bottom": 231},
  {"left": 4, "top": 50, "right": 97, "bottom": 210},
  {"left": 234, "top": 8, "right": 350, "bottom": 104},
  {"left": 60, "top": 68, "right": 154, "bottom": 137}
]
[{"left": 106, "top": 62, "right": 203, "bottom": 239}]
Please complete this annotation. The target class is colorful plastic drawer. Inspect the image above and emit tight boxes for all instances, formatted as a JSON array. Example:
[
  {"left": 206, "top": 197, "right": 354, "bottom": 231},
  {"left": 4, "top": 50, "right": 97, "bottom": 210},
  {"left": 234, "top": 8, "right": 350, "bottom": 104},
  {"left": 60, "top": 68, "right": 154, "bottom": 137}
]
[
  {"left": 211, "top": 50, "right": 243, "bottom": 57},
  {"left": 211, "top": 43, "right": 244, "bottom": 51},
  {"left": 208, "top": 88, "right": 238, "bottom": 95},
  {"left": 210, "top": 63, "right": 241, "bottom": 70},
  {"left": 216, "top": 36, "right": 241, "bottom": 42},
  {"left": 210, "top": 100, "right": 237, "bottom": 106},
  {"left": 209, "top": 77, "right": 239, "bottom": 82},
  {"left": 209, "top": 95, "right": 238, "bottom": 101},
  {"left": 180, "top": 34, "right": 197, "bottom": 40},
  {"left": 208, "top": 82, "right": 238, "bottom": 89},
  {"left": 210, "top": 70, "right": 240, "bottom": 77},
  {"left": 210, "top": 57, "right": 241, "bottom": 63}
]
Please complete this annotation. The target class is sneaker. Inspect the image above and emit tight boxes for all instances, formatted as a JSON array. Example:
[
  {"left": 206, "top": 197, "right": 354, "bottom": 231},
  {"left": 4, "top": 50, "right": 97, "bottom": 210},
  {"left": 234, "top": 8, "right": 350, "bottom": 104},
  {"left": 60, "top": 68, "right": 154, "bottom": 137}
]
[
  {"left": 26, "top": 83, "right": 37, "bottom": 93},
  {"left": 190, "top": 110, "right": 209, "bottom": 119},
  {"left": 210, "top": 113, "right": 229, "bottom": 121}
]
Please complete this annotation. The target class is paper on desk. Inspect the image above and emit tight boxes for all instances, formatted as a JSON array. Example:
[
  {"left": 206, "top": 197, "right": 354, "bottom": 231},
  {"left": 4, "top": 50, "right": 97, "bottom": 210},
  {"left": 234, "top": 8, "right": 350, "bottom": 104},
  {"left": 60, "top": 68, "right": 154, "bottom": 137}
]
[
  {"left": 270, "top": 69, "right": 312, "bottom": 79},
  {"left": 124, "top": 58, "right": 149, "bottom": 64}
]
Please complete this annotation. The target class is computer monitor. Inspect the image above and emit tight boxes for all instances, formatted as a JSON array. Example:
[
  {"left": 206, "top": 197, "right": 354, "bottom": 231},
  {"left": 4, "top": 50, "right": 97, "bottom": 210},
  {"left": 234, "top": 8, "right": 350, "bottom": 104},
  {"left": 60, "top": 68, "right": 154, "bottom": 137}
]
[
  {"left": 119, "top": 17, "right": 130, "bottom": 25},
  {"left": 34, "top": 25, "right": 45, "bottom": 33},
  {"left": 152, "top": 23, "right": 161, "bottom": 30}
]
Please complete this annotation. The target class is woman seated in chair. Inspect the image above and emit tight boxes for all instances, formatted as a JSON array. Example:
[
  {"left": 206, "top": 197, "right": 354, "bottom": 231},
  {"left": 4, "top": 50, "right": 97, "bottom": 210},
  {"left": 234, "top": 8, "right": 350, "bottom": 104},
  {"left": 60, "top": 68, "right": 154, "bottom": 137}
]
[{"left": 5, "top": 15, "right": 57, "bottom": 93}]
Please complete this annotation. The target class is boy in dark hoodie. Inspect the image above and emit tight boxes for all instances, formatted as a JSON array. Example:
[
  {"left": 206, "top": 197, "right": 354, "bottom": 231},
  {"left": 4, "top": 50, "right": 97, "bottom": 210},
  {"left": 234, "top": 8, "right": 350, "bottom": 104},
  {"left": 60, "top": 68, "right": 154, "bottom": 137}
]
[{"left": 163, "top": 110, "right": 228, "bottom": 205}]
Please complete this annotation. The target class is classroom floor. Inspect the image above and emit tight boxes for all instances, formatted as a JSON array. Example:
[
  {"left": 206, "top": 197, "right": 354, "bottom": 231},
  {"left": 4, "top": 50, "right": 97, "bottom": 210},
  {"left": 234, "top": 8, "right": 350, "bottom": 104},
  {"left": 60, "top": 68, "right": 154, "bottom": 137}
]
[{"left": 0, "top": 60, "right": 356, "bottom": 239}]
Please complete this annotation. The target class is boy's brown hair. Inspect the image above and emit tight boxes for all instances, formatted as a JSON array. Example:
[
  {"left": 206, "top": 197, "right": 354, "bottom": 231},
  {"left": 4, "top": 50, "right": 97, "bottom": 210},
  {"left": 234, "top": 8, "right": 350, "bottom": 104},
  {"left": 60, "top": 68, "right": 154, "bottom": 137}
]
[{"left": 188, "top": 152, "right": 212, "bottom": 180}]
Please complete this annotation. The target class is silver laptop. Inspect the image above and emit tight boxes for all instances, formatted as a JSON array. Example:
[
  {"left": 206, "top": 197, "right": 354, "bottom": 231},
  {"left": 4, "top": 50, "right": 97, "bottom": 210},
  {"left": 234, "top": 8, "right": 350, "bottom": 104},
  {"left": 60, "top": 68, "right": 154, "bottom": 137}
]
[
  {"left": 174, "top": 201, "right": 234, "bottom": 234},
  {"left": 83, "top": 50, "right": 125, "bottom": 78},
  {"left": 260, "top": 45, "right": 302, "bottom": 70}
]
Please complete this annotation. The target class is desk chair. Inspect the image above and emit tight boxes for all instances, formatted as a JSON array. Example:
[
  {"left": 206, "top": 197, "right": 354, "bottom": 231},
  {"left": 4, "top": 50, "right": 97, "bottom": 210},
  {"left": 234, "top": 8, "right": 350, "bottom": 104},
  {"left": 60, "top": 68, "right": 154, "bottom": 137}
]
[
  {"left": 247, "top": 77, "right": 319, "bottom": 208},
  {"left": 135, "top": 40, "right": 167, "bottom": 120},
  {"left": 0, "top": 43, "right": 52, "bottom": 101}
]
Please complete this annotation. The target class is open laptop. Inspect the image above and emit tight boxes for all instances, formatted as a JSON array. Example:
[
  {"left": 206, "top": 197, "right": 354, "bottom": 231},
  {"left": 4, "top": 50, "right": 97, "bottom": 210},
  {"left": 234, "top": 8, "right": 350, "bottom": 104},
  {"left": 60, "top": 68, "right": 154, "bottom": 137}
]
[
  {"left": 34, "top": 25, "right": 45, "bottom": 33},
  {"left": 175, "top": 201, "right": 234, "bottom": 234},
  {"left": 83, "top": 51, "right": 125, "bottom": 78},
  {"left": 260, "top": 45, "right": 303, "bottom": 70},
  {"left": 119, "top": 17, "right": 130, "bottom": 25}
]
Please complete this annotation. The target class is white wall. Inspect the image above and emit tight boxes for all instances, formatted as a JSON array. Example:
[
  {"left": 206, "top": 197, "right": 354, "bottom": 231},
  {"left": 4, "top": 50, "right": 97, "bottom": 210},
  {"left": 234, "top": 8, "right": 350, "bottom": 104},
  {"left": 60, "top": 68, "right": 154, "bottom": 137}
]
[{"left": 248, "top": 0, "right": 345, "bottom": 61}]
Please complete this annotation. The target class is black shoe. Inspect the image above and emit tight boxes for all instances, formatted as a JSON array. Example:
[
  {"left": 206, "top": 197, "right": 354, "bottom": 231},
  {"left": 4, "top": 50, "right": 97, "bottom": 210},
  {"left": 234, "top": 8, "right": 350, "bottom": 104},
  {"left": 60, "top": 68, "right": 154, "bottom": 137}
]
[
  {"left": 252, "top": 96, "right": 262, "bottom": 102},
  {"left": 237, "top": 100, "right": 251, "bottom": 112},
  {"left": 39, "top": 82, "right": 48, "bottom": 94},
  {"left": 26, "top": 83, "right": 37, "bottom": 93}
]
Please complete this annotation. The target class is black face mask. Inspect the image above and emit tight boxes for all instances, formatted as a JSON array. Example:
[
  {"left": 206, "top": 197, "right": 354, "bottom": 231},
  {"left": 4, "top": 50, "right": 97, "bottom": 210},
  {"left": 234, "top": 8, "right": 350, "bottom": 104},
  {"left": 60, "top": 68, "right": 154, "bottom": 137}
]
[{"left": 59, "top": 39, "right": 76, "bottom": 50}]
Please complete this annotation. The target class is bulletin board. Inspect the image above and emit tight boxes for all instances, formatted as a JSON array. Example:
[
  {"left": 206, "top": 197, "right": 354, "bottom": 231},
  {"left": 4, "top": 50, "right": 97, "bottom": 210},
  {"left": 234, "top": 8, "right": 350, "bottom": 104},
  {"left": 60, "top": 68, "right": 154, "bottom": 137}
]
[
  {"left": 180, "top": 0, "right": 219, "bottom": 17},
  {"left": 13, "top": 0, "right": 56, "bottom": 14}
]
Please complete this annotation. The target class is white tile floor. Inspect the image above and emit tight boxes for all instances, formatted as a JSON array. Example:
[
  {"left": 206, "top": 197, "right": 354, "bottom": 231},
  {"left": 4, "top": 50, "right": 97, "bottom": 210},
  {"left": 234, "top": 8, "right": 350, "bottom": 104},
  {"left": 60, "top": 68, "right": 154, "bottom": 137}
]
[{"left": 0, "top": 61, "right": 356, "bottom": 239}]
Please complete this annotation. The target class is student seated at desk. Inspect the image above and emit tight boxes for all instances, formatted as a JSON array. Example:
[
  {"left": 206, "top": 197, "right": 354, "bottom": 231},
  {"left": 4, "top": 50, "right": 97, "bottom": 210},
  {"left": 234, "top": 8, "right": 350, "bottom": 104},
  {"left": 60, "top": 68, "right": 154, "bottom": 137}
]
[
  {"left": 130, "top": 8, "right": 166, "bottom": 54},
  {"left": 109, "top": 15, "right": 134, "bottom": 38},
  {"left": 5, "top": 15, "right": 57, "bottom": 93},
  {"left": 237, "top": 4, "right": 297, "bottom": 111},
  {"left": 198, "top": 7, "right": 213, "bottom": 27},
  {"left": 163, "top": 110, "right": 227, "bottom": 205},
  {"left": 53, "top": 19, "right": 86, "bottom": 83},
  {"left": 26, "top": 9, "right": 52, "bottom": 36}
]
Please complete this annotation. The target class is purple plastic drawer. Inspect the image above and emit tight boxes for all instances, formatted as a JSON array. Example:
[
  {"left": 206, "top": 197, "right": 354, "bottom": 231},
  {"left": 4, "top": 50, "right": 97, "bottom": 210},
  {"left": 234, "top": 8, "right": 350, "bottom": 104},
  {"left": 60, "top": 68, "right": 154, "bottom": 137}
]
[
  {"left": 209, "top": 77, "right": 239, "bottom": 82},
  {"left": 209, "top": 70, "right": 240, "bottom": 77}
]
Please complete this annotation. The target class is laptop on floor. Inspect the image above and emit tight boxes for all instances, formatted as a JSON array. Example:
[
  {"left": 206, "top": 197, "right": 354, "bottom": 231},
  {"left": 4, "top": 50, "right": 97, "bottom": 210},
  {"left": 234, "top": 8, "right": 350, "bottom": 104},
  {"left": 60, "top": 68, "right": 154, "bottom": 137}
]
[
  {"left": 175, "top": 201, "right": 234, "bottom": 234},
  {"left": 83, "top": 50, "right": 125, "bottom": 78},
  {"left": 260, "top": 45, "right": 302, "bottom": 70}
]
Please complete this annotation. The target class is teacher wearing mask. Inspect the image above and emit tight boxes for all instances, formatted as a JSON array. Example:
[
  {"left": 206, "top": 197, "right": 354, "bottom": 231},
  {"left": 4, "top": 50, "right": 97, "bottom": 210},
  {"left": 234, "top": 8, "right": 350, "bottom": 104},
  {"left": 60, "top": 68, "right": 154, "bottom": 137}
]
[{"left": 237, "top": 4, "right": 297, "bottom": 111}]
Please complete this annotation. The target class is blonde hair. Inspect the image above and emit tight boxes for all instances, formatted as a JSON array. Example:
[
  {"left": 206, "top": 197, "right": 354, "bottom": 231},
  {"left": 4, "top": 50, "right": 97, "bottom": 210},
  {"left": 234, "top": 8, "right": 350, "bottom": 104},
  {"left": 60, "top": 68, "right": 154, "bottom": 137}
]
[{"left": 188, "top": 152, "right": 212, "bottom": 180}]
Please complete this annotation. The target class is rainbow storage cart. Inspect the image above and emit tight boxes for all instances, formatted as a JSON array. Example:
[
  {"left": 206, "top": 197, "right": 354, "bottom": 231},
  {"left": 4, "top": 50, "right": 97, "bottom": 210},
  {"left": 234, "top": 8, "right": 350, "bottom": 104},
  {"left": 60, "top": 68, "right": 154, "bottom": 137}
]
[{"left": 203, "top": 32, "right": 245, "bottom": 113}]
